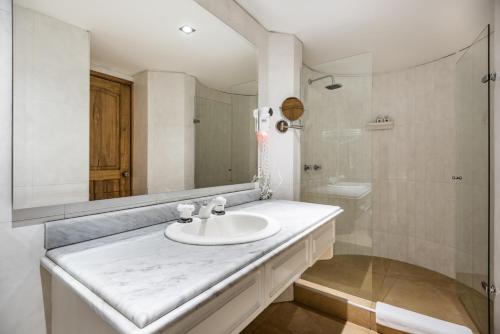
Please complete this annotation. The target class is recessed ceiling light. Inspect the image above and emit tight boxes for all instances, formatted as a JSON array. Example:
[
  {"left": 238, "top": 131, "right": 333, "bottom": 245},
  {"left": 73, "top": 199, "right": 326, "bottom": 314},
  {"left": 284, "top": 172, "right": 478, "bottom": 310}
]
[{"left": 179, "top": 25, "right": 196, "bottom": 34}]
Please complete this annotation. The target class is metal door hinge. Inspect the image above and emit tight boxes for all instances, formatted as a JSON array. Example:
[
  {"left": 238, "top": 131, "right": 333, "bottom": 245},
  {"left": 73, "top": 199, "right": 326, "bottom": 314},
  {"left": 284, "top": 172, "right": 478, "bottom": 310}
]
[
  {"left": 481, "top": 281, "right": 497, "bottom": 295},
  {"left": 481, "top": 72, "right": 496, "bottom": 83}
]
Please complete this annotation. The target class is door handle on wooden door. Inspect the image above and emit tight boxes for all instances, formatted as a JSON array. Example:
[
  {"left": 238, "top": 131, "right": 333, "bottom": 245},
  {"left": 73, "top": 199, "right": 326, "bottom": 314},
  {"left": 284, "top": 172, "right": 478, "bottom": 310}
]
[{"left": 122, "top": 171, "right": 130, "bottom": 177}]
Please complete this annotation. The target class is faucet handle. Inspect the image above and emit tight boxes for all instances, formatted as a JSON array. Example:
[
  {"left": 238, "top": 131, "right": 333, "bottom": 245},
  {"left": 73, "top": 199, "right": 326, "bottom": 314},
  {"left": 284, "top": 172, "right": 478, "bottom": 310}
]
[
  {"left": 212, "top": 196, "right": 227, "bottom": 215},
  {"left": 214, "top": 196, "right": 227, "bottom": 205},
  {"left": 177, "top": 204, "right": 195, "bottom": 223}
]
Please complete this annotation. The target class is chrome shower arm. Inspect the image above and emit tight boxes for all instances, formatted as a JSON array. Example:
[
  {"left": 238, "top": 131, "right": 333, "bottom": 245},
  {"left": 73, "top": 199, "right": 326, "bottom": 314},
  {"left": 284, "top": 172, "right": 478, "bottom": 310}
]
[{"left": 308, "top": 75, "right": 333, "bottom": 85}]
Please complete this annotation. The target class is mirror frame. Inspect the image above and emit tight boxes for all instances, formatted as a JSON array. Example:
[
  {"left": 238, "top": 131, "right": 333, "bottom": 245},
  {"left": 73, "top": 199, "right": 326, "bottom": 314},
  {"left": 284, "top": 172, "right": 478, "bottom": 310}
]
[{"left": 12, "top": 183, "right": 257, "bottom": 225}]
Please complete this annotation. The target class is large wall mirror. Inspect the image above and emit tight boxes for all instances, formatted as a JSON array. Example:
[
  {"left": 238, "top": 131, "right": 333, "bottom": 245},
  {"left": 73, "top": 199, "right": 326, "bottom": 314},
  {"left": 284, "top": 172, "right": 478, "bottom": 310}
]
[{"left": 13, "top": 0, "right": 258, "bottom": 210}]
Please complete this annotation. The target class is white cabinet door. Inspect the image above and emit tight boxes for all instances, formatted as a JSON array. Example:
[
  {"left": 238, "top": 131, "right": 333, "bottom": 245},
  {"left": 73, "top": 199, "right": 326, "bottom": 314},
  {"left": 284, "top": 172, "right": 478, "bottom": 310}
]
[
  {"left": 184, "top": 270, "right": 264, "bottom": 334},
  {"left": 310, "top": 219, "right": 335, "bottom": 264},
  {"left": 265, "top": 239, "right": 309, "bottom": 301}
]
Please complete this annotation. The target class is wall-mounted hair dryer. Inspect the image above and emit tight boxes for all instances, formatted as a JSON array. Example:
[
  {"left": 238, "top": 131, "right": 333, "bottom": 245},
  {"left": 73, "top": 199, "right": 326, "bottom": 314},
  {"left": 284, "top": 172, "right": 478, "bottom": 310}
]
[{"left": 253, "top": 107, "right": 273, "bottom": 143}]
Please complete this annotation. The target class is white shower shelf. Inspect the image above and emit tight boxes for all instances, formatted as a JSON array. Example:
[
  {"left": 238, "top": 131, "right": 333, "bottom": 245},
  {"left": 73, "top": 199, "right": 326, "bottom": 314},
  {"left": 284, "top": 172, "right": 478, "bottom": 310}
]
[{"left": 366, "top": 121, "right": 394, "bottom": 130}]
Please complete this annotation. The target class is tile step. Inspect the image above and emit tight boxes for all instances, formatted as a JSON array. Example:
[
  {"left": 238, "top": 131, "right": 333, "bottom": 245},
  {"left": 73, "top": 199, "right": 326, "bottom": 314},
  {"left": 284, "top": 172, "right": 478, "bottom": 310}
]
[{"left": 294, "top": 279, "right": 408, "bottom": 334}]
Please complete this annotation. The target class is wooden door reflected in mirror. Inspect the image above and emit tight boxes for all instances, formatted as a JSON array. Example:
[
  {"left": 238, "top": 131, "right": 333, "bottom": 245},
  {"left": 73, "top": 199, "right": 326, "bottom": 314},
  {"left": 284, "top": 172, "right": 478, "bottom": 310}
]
[{"left": 89, "top": 72, "right": 132, "bottom": 200}]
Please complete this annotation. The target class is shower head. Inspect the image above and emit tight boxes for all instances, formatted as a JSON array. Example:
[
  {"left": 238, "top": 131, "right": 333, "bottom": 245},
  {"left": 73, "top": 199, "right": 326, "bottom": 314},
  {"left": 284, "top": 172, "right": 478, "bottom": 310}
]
[
  {"left": 308, "top": 75, "right": 342, "bottom": 90},
  {"left": 326, "top": 83, "right": 342, "bottom": 90}
]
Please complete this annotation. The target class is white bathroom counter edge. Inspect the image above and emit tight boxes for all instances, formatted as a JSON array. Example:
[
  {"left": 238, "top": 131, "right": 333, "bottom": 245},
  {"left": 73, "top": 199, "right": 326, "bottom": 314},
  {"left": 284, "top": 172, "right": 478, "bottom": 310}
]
[{"left": 41, "top": 206, "right": 343, "bottom": 334}]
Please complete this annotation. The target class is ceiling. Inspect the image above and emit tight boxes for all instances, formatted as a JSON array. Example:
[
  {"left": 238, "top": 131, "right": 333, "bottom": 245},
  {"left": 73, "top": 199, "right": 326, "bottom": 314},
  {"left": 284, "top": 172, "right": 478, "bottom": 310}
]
[
  {"left": 236, "top": 0, "right": 493, "bottom": 73},
  {"left": 14, "top": 0, "right": 257, "bottom": 93}
]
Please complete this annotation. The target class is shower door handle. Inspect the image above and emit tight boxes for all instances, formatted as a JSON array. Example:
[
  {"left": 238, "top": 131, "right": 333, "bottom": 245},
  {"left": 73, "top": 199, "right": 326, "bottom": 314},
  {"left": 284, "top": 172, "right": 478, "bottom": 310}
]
[{"left": 481, "top": 281, "right": 497, "bottom": 295}]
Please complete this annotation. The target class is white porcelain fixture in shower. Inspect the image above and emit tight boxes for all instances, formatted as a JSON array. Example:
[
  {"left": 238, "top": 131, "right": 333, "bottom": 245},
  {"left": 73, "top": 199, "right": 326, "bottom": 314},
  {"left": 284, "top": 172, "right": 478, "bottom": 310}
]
[
  {"left": 315, "top": 181, "right": 372, "bottom": 200},
  {"left": 165, "top": 212, "right": 281, "bottom": 245}
]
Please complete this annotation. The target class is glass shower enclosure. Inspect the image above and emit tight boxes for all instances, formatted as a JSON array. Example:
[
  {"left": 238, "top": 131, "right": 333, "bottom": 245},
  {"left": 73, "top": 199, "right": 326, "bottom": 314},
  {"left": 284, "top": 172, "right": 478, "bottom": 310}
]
[
  {"left": 300, "top": 53, "right": 375, "bottom": 299},
  {"left": 455, "top": 25, "right": 492, "bottom": 333},
  {"left": 299, "top": 25, "right": 492, "bottom": 333}
]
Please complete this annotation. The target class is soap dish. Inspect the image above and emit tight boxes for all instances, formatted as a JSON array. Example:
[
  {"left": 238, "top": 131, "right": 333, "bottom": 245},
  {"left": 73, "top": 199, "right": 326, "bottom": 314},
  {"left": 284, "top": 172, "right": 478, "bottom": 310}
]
[{"left": 366, "top": 121, "right": 394, "bottom": 130}]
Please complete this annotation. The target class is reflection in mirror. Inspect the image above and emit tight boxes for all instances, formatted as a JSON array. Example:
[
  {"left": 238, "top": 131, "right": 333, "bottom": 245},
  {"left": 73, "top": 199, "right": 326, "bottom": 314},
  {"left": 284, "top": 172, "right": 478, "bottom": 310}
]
[{"left": 13, "top": 0, "right": 258, "bottom": 209}]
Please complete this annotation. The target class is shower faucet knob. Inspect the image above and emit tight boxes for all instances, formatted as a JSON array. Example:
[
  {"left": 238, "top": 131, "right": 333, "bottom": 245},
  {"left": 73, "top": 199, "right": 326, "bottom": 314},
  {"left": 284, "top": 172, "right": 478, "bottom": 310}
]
[
  {"left": 304, "top": 164, "right": 312, "bottom": 171},
  {"left": 313, "top": 164, "right": 322, "bottom": 171}
]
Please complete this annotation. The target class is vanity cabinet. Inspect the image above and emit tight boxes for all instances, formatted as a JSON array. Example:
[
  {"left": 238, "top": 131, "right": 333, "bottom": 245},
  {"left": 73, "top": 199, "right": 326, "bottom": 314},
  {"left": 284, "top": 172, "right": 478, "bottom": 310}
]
[
  {"left": 176, "top": 219, "right": 336, "bottom": 334},
  {"left": 49, "top": 219, "right": 336, "bottom": 334},
  {"left": 172, "top": 270, "right": 264, "bottom": 334}
]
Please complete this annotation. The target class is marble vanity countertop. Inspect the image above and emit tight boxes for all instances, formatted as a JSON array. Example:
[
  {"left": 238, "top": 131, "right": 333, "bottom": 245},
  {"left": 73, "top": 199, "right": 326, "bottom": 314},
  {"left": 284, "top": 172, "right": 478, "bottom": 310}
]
[{"left": 43, "top": 200, "right": 342, "bottom": 333}]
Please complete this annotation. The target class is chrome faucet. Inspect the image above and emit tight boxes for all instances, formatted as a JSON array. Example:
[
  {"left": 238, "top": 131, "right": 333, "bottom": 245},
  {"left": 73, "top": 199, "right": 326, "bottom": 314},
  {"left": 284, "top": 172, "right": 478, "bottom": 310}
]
[{"left": 198, "top": 196, "right": 227, "bottom": 219}]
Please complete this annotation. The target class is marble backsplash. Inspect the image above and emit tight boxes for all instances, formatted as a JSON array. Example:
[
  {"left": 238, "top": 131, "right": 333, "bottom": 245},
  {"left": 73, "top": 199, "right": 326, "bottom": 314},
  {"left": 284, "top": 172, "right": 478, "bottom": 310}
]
[{"left": 45, "top": 189, "right": 261, "bottom": 250}]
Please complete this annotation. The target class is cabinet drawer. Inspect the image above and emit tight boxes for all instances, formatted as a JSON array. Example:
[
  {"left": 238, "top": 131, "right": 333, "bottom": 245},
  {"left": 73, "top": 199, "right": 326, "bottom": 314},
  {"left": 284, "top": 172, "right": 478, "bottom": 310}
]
[
  {"left": 310, "top": 220, "right": 334, "bottom": 263},
  {"left": 186, "top": 270, "right": 263, "bottom": 334},
  {"left": 265, "top": 239, "right": 309, "bottom": 300}
]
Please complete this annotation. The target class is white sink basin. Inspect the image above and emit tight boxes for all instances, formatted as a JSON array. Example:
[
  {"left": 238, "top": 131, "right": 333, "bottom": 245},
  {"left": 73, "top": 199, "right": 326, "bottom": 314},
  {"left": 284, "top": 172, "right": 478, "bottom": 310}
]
[{"left": 164, "top": 212, "right": 281, "bottom": 245}]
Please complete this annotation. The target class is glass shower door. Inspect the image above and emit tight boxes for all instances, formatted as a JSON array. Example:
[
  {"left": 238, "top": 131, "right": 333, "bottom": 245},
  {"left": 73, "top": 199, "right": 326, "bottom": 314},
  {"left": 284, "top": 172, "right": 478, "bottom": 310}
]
[
  {"left": 454, "top": 25, "right": 491, "bottom": 334},
  {"left": 300, "top": 53, "right": 375, "bottom": 300}
]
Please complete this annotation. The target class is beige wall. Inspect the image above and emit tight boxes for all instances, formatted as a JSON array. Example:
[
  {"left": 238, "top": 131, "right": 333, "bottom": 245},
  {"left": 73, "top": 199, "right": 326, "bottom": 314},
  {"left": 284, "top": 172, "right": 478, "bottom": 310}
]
[
  {"left": 231, "top": 94, "right": 258, "bottom": 184},
  {"left": 371, "top": 54, "right": 459, "bottom": 277},
  {"left": 195, "top": 82, "right": 233, "bottom": 188},
  {"left": 13, "top": 5, "right": 90, "bottom": 209},
  {"left": 133, "top": 71, "right": 196, "bottom": 195},
  {"left": 194, "top": 82, "right": 257, "bottom": 188}
]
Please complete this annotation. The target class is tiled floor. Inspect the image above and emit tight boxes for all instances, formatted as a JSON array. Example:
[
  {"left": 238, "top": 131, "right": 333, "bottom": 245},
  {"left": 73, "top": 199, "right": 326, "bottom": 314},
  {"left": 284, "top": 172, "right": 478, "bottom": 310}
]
[
  {"left": 301, "top": 255, "right": 486, "bottom": 333},
  {"left": 241, "top": 302, "right": 376, "bottom": 334}
]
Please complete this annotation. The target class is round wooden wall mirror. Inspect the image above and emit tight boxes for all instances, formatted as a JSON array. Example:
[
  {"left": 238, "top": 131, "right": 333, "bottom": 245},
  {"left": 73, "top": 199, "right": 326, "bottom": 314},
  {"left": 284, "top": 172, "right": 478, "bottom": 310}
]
[{"left": 281, "top": 97, "right": 304, "bottom": 121}]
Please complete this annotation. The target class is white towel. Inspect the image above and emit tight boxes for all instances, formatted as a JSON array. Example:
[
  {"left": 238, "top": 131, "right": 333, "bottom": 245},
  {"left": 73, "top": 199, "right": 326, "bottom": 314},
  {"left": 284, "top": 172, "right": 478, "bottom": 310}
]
[{"left": 375, "top": 302, "right": 473, "bottom": 334}]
